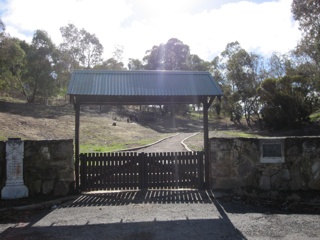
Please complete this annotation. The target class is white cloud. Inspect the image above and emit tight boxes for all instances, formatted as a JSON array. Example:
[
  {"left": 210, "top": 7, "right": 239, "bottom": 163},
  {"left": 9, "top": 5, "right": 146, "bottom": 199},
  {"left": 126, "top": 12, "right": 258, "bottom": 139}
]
[{"left": 1, "top": 0, "right": 301, "bottom": 65}]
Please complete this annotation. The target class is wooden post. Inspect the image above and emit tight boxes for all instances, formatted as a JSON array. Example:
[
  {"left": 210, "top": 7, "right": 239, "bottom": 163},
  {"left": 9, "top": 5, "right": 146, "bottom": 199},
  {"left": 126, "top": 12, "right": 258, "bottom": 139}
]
[
  {"left": 198, "top": 151, "right": 204, "bottom": 189},
  {"left": 202, "top": 97, "right": 215, "bottom": 189},
  {"left": 75, "top": 103, "right": 80, "bottom": 192}
]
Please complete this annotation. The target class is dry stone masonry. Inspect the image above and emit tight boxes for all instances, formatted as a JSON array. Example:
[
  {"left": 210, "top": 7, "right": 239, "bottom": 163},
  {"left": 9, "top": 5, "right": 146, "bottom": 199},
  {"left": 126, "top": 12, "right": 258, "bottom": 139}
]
[{"left": 210, "top": 137, "right": 320, "bottom": 191}]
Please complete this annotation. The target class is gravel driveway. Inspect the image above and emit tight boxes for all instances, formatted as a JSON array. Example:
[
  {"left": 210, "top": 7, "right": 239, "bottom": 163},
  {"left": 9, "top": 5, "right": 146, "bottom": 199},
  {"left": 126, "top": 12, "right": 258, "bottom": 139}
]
[
  {"left": 136, "top": 132, "right": 196, "bottom": 152},
  {"left": 1, "top": 190, "right": 319, "bottom": 240}
]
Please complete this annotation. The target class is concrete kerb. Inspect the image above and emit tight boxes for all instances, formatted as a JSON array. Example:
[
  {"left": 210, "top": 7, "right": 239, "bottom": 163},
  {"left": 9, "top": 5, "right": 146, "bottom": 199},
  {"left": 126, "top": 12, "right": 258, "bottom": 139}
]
[
  {"left": 181, "top": 132, "right": 200, "bottom": 151},
  {"left": 118, "top": 133, "right": 180, "bottom": 152}
]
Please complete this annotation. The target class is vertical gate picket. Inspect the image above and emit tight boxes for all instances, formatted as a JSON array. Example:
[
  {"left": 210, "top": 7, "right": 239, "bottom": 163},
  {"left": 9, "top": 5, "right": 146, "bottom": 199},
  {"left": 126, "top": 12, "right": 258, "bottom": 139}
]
[
  {"left": 109, "top": 152, "right": 113, "bottom": 190},
  {"left": 109, "top": 152, "right": 114, "bottom": 190},
  {"left": 179, "top": 152, "right": 184, "bottom": 188},
  {"left": 134, "top": 152, "right": 139, "bottom": 189},
  {"left": 169, "top": 153, "right": 174, "bottom": 189},
  {"left": 184, "top": 152, "right": 188, "bottom": 188},
  {"left": 93, "top": 153, "right": 97, "bottom": 191},
  {"left": 187, "top": 151, "right": 192, "bottom": 188},
  {"left": 123, "top": 152, "right": 127, "bottom": 190},
  {"left": 101, "top": 153, "right": 106, "bottom": 189},
  {"left": 87, "top": 153, "right": 91, "bottom": 191},
  {"left": 119, "top": 153, "right": 123, "bottom": 190},
  {"left": 157, "top": 152, "right": 162, "bottom": 189},
  {"left": 114, "top": 152, "right": 118, "bottom": 190},
  {"left": 198, "top": 151, "right": 204, "bottom": 189},
  {"left": 79, "top": 150, "right": 205, "bottom": 191},
  {"left": 138, "top": 152, "right": 145, "bottom": 189},
  {"left": 98, "top": 153, "right": 101, "bottom": 190},
  {"left": 165, "top": 153, "right": 170, "bottom": 188},
  {"left": 158, "top": 152, "right": 162, "bottom": 188}
]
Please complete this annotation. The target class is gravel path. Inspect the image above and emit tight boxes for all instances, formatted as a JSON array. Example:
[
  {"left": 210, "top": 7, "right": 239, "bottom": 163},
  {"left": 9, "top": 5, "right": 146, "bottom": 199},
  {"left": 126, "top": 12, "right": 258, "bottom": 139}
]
[{"left": 136, "top": 132, "right": 196, "bottom": 152}]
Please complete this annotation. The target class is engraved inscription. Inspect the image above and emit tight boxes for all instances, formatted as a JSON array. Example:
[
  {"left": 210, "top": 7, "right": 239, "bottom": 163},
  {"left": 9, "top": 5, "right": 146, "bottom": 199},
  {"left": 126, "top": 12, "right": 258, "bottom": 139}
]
[
  {"left": 5, "top": 139, "right": 24, "bottom": 185},
  {"left": 259, "top": 139, "right": 285, "bottom": 163},
  {"left": 2, "top": 139, "right": 28, "bottom": 199},
  {"left": 262, "top": 144, "right": 282, "bottom": 158}
]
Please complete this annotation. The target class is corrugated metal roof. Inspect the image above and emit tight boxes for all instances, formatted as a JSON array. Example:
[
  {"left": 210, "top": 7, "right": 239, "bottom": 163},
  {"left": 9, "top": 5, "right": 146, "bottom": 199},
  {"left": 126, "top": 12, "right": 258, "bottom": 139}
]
[{"left": 67, "top": 70, "right": 223, "bottom": 97}]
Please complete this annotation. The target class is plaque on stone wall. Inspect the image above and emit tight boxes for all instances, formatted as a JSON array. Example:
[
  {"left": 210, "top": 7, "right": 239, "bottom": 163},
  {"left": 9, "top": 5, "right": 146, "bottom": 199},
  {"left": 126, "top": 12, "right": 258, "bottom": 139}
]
[
  {"left": 262, "top": 144, "right": 282, "bottom": 158},
  {"left": 260, "top": 139, "right": 285, "bottom": 163}
]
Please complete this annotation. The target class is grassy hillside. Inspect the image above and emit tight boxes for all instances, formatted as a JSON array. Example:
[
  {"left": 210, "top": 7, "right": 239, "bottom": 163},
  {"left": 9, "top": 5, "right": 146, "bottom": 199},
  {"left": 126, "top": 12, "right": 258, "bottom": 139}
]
[
  {"left": 1, "top": 100, "right": 319, "bottom": 153},
  {"left": 0, "top": 101, "right": 175, "bottom": 152}
]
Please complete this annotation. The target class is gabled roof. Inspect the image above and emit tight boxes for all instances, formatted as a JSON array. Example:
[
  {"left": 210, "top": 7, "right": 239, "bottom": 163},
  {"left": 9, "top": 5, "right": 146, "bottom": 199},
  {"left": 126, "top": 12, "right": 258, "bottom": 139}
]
[{"left": 67, "top": 70, "right": 223, "bottom": 105}]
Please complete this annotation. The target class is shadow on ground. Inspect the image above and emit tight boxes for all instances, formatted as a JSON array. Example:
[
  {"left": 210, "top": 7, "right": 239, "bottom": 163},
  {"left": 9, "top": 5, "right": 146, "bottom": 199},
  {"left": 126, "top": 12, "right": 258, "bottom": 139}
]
[
  {"left": 68, "top": 189, "right": 214, "bottom": 207},
  {"left": 0, "top": 190, "right": 246, "bottom": 240}
]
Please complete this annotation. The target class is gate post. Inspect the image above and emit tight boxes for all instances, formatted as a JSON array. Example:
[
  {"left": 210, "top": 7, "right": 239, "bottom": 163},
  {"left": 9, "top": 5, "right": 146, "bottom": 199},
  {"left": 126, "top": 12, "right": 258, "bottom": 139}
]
[
  {"left": 79, "top": 153, "right": 86, "bottom": 192},
  {"left": 74, "top": 103, "right": 80, "bottom": 192},
  {"left": 202, "top": 97, "right": 215, "bottom": 189},
  {"left": 198, "top": 151, "right": 204, "bottom": 189}
]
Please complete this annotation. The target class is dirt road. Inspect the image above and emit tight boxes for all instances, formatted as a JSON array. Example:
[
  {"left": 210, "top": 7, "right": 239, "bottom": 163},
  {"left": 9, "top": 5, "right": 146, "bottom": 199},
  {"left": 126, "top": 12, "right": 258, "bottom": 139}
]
[{"left": 1, "top": 190, "right": 319, "bottom": 240}]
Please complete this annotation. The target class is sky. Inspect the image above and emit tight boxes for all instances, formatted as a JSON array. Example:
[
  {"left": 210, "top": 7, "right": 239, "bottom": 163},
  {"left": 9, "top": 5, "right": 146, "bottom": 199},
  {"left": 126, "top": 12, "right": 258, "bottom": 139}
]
[{"left": 0, "top": 0, "right": 301, "bottom": 66}]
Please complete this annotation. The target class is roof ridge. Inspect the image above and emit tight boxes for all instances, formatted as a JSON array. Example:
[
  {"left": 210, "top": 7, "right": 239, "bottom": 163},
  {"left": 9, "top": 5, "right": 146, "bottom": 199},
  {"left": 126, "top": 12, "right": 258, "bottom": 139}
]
[{"left": 72, "top": 70, "right": 210, "bottom": 74}]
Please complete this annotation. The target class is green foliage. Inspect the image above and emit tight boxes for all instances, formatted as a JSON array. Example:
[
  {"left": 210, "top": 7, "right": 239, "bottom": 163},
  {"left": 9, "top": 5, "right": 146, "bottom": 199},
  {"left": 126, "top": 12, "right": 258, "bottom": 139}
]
[
  {"left": 94, "top": 58, "right": 126, "bottom": 70},
  {"left": 143, "top": 38, "right": 190, "bottom": 70},
  {"left": 23, "top": 30, "right": 60, "bottom": 102},
  {"left": 0, "top": 37, "right": 26, "bottom": 93},
  {"left": 292, "top": 0, "right": 320, "bottom": 39},
  {"left": 59, "top": 24, "right": 103, "bottom": 69},
  {"left": 310, "top": 111, "right": 320, "bottom": 123},
  {"left": 188, "top": 54, "right": 211, "bottom": 71},
  {"left": 128, "top": 58, "right": 144, "bottom": 70},
  {"left": 259, "top": 75, "right": 314, "bottom": 129},
  {"left": 291, "top": 0, "right": 320, "bottom": 91},
  {"left": 217, "top": 42, "right": 265, "bottom": 127}
]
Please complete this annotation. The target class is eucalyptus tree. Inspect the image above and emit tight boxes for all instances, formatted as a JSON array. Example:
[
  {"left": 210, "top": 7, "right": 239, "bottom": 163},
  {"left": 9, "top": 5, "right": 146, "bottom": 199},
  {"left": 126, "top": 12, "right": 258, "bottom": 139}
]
[
  {"left": 94, "top": 58, "right": 126, "bottom": 70},
  {"left": 292, "top": 0, "right": 320, "bottom": 90},
  {"left": 0, "top": 30, "right": 61, "bottom": 102},
  {"left": 0, "top": 18, "right": 5, "bottom": 39},
  {"left": 23, "top": 30, "right": 60, "bottom": 102},
  {"left": 0, "top": 37, "right": 27, "bottom": 94},
  {"left": 128, "top": 58, "right": 144, "bottom": 70},
  {"left": 219, "top": 41, "right": 265, "bottom": 127},
  {"left": 143, "top": 38, "right": 192, "bottom": 115},
  {"left": 188, "top": 54, "right": 210, "bottom": 71},
  {"left": 292, "top": 0, "right": 320, "bottom": 43},
  {"left": 143, "top": 38, "right": 190, "bottom": 70},
  {"left": 60, "top": 24, "right": 103, "bottom": 70}
]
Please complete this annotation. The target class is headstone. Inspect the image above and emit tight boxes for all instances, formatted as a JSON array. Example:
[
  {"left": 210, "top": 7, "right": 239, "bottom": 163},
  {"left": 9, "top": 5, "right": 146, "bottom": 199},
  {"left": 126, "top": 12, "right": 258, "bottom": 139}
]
[{"left": 1, "top": 138, "right": 29, "bottom": 199}]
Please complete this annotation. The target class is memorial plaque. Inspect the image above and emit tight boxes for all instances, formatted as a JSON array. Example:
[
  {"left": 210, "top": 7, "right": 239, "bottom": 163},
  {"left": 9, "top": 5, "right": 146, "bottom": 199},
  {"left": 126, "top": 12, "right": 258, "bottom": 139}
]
[
  {"left": 259, "top": 139, "right": 285, "bottom": 163},
  {"left": 262, "top": 144, "right": 282, "bottom": 158}
]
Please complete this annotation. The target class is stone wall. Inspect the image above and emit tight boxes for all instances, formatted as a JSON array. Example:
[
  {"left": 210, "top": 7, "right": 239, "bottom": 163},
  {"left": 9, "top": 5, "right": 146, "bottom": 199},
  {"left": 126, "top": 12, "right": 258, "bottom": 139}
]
[
  {"left": 0, "top": 139, "right": 74, "bottom": 196},
  {"left": 210, "top": 137, "right": 320, "bottom": 191},
  {"left": 0, "top": 141, "right": 5, "bottom": 191}
]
